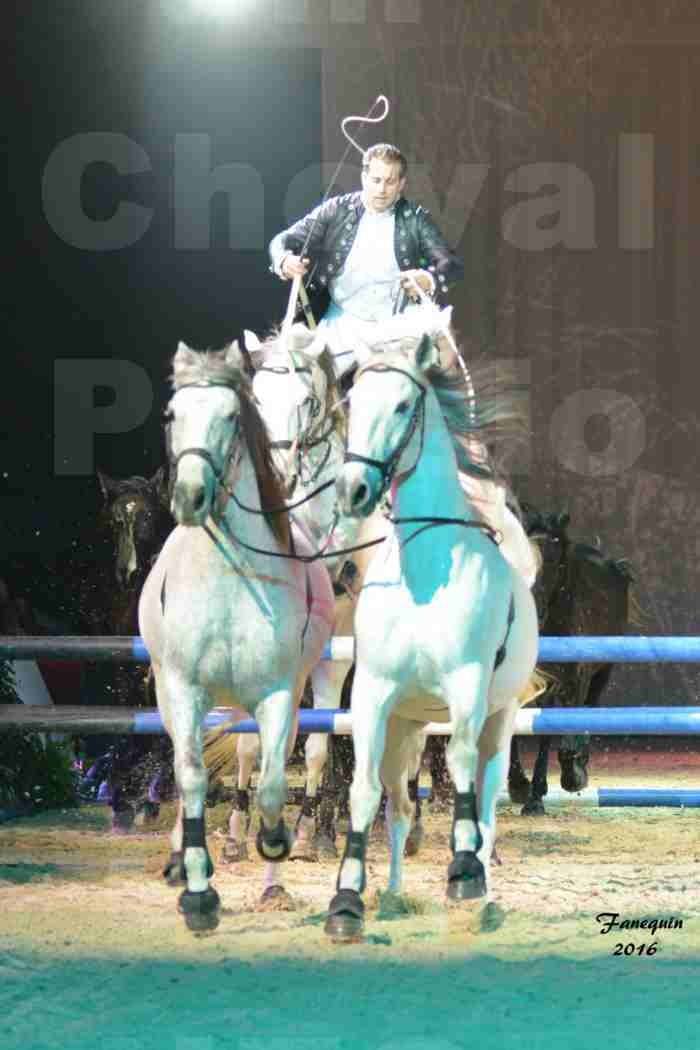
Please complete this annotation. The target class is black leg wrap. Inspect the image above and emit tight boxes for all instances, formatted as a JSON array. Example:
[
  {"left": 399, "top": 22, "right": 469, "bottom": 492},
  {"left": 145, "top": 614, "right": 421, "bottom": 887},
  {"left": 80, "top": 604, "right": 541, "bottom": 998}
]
[
  {"left": 301, "top": 786, "right": 318, "bottom": 820},
  {"left": 408, "top": 776, "right": 421, "bottom": 819},
  {"left": 256, "top": 817, "right": 292, "bottom": 861},
  {"left": 446, "top": 851, "right": 487, "bottom": 901},
  {"left": 450, "top": 787, "right": 483, "bottom": 855},
  {"left": 336, "top": 828, "right": 369, "bottom": 894},
  {"left": 235, "top": 788, "right": 250, "bottom": 812},
  {"left": 182, "top": 816, "right": 214, "bottom": 877}
]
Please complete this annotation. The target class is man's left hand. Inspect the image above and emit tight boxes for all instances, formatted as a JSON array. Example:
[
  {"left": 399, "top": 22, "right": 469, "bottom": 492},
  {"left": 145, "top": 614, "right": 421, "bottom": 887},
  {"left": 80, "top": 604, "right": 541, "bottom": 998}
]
[{"left": 399, "top": 269, "right": 434, "bottom": 301}]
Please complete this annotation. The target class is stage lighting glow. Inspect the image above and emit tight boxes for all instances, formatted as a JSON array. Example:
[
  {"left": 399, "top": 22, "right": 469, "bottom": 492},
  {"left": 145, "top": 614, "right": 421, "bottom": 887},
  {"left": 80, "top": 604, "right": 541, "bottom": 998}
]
[{"left": 190, "top": 0, "right": 253, "bottom": 15}]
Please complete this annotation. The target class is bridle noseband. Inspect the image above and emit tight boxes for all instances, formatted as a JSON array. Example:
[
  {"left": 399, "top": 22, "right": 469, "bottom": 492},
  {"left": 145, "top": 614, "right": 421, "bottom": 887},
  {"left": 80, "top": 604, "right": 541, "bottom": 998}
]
[
  {"left": 344, "top": 364, "right": 427, "bottom": 498},
  {"left": 166, "top": 381, "right": 242, "bottom": 503}
]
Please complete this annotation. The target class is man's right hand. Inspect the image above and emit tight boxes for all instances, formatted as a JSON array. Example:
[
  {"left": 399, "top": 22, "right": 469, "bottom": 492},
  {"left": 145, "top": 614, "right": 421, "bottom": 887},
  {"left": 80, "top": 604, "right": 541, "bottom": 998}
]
[{"left": 281, "top": 254, "right": 310, "bottom": 279}]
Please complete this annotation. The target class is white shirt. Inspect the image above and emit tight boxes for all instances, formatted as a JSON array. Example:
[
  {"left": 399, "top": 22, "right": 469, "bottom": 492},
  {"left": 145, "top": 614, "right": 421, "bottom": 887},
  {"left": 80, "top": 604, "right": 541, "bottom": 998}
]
[
  {"left": 329, "top": 206, "right": 401, "bottom": 321},
  {"left": 316, "top": 202, "right": 424, "bottom": 377}
]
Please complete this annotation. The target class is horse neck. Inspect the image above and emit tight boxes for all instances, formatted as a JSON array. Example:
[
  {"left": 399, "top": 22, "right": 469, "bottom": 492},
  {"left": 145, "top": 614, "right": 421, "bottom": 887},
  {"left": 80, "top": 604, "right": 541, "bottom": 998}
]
[
  {"left": 220, "top": 446, "right": 281, "bottom": 551},
  {"left": 390, "top": 389, "right": 468, "bottom": 529}
]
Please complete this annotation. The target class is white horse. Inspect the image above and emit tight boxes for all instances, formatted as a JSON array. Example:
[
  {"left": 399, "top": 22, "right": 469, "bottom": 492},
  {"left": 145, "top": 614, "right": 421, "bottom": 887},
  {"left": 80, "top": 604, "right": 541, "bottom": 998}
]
[
  {"left": 324, "top": 333, "right": 540, "bottom": 941},
  {"left": 219, "top": 326, "right": 390, "bottom": 862},
  {"left": 138, "top": 341, "right": 334, "bottom": 929}
]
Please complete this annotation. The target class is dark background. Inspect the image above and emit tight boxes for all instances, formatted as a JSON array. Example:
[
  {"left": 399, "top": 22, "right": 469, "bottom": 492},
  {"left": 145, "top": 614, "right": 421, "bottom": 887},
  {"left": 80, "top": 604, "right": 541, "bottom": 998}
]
[{"left": 4, "top": 2, "right": 322, "bottom": 556}]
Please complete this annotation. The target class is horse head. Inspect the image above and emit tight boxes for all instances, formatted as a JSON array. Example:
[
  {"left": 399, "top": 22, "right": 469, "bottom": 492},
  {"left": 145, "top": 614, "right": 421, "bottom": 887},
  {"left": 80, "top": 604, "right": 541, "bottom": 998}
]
[
  {"left": 521, "top": 502, "right": 571, "bottom": 627},
  {"left": 97, "top": 467, "right": 173, "bottom": 588}
]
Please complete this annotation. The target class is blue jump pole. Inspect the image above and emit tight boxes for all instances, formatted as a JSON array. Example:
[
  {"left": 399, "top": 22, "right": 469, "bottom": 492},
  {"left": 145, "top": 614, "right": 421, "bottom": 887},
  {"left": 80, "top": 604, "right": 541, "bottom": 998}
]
[
  {"left": 4, "top": 635, "right": 700, "bottom": 663},
  {"left": 4, "top": 705, "right": 700, "bottom": 736}
]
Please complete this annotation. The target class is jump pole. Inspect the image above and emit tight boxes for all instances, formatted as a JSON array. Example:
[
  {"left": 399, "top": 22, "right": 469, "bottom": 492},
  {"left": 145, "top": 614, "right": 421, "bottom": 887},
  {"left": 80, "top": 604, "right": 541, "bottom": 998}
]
[
  {"left": 3, "top": 705, "right": 700, "bottom": 737},
  {"left": 3, "top": 635, "right": 700, "bottom": 663}
]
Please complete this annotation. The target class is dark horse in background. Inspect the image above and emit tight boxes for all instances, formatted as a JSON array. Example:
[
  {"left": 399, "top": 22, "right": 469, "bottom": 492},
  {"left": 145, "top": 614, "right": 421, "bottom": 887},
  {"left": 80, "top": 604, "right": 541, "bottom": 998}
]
[
  {"left": 507, "top": 507, "right": 638, "bottom": 816},
  {"left": 83, "top": 468, "right": 175, "bottom": 829}
]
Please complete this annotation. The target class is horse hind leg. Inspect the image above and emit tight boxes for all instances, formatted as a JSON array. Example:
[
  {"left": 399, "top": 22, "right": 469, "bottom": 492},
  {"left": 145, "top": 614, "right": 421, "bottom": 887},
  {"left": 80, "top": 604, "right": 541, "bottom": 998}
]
[
  {"left": 474, "top": 701, "right": 519, "bottom": 901},
  {"left": 403, "top": 728, "right": 427, "bottom": 857},
  {"left": 381, "top": 719, "right": 425, "bottom": 893},
  {"left": 290, "top": 660, "right": 347, "bottom": 861},
  {"left": 221, "top": 733, "right": 259, "bottom": 864}
]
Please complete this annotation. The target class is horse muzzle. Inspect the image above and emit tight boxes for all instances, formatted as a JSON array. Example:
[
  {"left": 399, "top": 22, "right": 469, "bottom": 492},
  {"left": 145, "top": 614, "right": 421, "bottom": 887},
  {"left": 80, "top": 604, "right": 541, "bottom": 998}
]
[
  {"left": 336, "top": 462, "right": 381, "bottom": 518},
  {"left": 171, "top": 476, "right": 213, "bottom": 526}
]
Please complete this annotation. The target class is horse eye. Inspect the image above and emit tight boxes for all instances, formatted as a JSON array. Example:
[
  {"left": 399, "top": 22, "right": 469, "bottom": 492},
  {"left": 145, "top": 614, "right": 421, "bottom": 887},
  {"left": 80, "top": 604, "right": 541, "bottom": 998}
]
[
  {"left": 163, "top": 410, "right": 174, "bottom": 423},
  {"left": 396, "top": 400, "right": 410, "bottom": 415}
]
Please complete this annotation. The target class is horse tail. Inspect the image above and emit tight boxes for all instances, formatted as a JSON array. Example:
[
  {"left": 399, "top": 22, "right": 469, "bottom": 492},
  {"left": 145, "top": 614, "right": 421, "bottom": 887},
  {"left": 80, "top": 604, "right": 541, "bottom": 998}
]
[
  {"left": 609, "top": 557, "right": 648, "bottom": 630},
  {"left": 517, "top": 667, "right": 552, "bottom": 707},
  {"left": 202, "top": 726, "right": 237, "bottom": 781}
]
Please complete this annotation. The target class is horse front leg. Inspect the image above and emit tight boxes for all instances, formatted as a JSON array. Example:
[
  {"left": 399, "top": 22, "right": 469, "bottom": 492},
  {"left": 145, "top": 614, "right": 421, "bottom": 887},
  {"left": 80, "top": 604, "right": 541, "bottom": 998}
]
[
  {"left": 445, "top": 665, "right": 490, "bottom": 902},
  {"left": 166, "top": 677, "right": 219, "bottom": 932},
  {"left": 254, "top": 688, "right": 296, "bottom": 905},
  {"left": 381, "top": 719, "right": 425, "bottom": 892},
  {"left": 325, "top": 671, "right": 395, "bottom": 942}
]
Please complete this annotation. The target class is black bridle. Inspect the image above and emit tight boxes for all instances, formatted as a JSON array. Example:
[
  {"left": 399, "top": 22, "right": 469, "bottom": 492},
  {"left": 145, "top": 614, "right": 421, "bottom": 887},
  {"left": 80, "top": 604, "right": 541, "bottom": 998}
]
[
  {"left": 344, "top": 363, "right": 427, "bottom": 497},
  {"left": 345, "top": 363, "right": 502, "bottom": 547},
  {"left": 165, "top": 381, "right": 242, "bottom": 505}
]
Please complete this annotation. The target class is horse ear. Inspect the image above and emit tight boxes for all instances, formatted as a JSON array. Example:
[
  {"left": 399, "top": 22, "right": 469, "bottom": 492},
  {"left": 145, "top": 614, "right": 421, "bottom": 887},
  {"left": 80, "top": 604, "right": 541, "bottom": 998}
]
[
  {"left": 224, "top": 340, "right": 245, "bottom": 368},
  {"left": 150, "top": 465, "right": 171, "bottom": 509},
  {"left": 243, "top": 329, "right": 262, "bottom": 352},
  {"left": 175, "top": 340, "right": 196, "bottom": 361},
  {"left": 96, "top": 469, "right": 116, "bottom": 501},
  {"left": 412, "top": 333, "right": 440, "bottom": 374}
]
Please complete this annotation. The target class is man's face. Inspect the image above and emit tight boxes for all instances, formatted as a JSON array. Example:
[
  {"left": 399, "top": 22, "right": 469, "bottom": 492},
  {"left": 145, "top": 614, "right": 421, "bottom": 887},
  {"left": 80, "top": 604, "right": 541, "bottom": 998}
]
[{"left": 361, "top": 157, "right": 406, "bottom": 213}]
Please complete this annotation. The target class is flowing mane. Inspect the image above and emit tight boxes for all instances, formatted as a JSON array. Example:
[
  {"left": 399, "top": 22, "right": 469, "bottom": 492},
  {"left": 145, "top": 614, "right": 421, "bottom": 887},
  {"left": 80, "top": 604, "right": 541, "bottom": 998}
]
[
  {"left": 170, "top": 347, "right": 290, "bottom": 547},
  {"left": 356, "top": 340, "right": 529, "bottom": 483}
]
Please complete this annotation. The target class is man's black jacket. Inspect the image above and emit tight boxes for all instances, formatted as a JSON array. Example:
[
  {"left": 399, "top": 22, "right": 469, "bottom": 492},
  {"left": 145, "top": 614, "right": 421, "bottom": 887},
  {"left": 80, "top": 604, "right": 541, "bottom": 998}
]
[{"left": 269, "top": 191, "right": 464, "bottom": 319}]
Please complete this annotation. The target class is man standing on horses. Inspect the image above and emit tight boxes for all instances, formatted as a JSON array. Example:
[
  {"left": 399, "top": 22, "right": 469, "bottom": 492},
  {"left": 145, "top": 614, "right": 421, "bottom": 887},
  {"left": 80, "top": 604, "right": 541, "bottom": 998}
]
[{"left": 269, "top": 143, "right": 464, "bottom": 382}]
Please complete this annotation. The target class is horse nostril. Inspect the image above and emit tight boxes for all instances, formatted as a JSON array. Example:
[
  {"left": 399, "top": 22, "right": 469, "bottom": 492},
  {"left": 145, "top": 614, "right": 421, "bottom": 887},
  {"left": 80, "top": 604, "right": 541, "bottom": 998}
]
[
  {"left": 192, "top": 489, "right": 206, "bottom": 512},
  {"left": 352, "top": 483, "right": 368, "bottom": 508}
]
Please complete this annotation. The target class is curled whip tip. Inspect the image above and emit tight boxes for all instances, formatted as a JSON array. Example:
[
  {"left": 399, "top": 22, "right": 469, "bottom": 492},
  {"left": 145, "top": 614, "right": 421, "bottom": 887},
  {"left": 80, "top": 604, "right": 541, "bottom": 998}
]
[{"left": 341, "top": 95, "right": 391, "bottom": 155}]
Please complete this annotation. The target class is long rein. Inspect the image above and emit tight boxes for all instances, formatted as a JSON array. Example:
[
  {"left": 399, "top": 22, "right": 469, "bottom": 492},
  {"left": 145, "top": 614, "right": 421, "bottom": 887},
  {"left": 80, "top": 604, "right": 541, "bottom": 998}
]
[{"left": 205, "top": 365, "right": 502, "bottom": 565}]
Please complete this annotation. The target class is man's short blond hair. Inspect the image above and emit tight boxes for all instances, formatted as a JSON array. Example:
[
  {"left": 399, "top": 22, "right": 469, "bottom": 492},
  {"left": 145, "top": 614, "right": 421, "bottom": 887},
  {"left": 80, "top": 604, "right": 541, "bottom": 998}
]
[{"left": 362, "top": 143, "right": 407, "bottom": 180}]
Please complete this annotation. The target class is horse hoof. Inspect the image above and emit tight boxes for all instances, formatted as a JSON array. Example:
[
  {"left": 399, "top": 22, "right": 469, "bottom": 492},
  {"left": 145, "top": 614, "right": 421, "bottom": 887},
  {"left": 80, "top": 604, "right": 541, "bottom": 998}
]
[
  {"left": 560, "top": 767, "right": 589, "bottom": 792},
  {"left": 446, "top": 852, "right": 487, "bottom": 901},
  {"left": 404, "top": 821, "right": 424, "bottom": 857},
  {"left": 446, "top": 876, "right": 486, "bottom": 901},
  {"left": 256, "top": 820, "right": 292, "bottom": 862},
  {"left": 313, "top": 833, "right": 338, "bottom": 859},
  {"left": 289, "top": 837, "right": 318, "bottom": 863},
  {"left": 520, "top": 800, "right": 546, "bottom": 817},
  {"left": 178, "top": 887, "right": 220, "bottom": 932},
  {"left": 324, "top": 889, "right": 365, "bottom": 943},
  {"left": 221, "top": 838, "right": 249, "bottom": 864},
  {"left": 256, "top": 885, "right": 296, "bottom": 912},
  {"left": 507, "top": 779, "right": 531, "bottom": 805}
]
